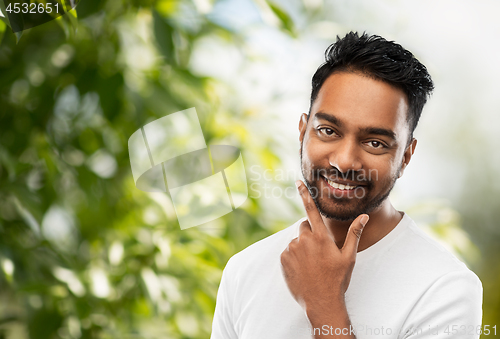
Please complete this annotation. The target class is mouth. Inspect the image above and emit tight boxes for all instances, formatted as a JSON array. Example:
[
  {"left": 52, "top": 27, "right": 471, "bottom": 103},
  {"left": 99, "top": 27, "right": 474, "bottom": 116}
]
[
  {"left": 322, "top": 175, "right": 365, "bottom": 190},
  {"left": 320, "top": 175, "right": 369, "bottom": 199}
]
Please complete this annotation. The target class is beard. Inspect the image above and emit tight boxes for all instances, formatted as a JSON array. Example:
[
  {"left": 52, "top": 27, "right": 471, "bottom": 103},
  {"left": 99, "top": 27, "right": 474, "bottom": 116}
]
[{"left": 300, "top": 144, "right": 400, "bottom": 221}]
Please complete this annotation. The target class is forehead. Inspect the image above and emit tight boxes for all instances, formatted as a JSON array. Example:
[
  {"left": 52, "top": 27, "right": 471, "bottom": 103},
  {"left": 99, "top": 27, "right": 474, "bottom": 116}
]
[{"left": 311, "top": 72, "right": 410, "bottom": 138}]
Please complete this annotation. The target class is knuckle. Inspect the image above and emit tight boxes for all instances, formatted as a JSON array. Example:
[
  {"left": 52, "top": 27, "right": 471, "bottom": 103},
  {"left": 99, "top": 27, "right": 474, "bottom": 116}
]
[
  {"left": 340, "top": 254, "right": 355, "bottom": 268},
  {"left": 304, "top": 203, "right": 316, "bottom": 213},
  {"left": 280, "top": 251, "right": 288, "bottom": 263},
  {"left": 299, "top": 222, "right": 308, "bottom": 231},
  {"left": 299, "top": 221, "right": 311, "bottom": 233},
  {"left": 346, "top": 256, "right": 356, "bottom": 266},
  {"left": 299, "top": 232, "right": 310, "bottom": 241},
  {"left": 346, "top": 259, "right": 356, "bottom": 270},
  {"left": 298, "top": 236, "right": 310, "bottom": 247}
]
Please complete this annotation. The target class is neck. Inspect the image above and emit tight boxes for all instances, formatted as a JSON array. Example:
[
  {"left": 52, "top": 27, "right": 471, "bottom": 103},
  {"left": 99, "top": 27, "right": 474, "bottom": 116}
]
[{"left": 322, "top": 199, "right": 403, "bottom": 252}]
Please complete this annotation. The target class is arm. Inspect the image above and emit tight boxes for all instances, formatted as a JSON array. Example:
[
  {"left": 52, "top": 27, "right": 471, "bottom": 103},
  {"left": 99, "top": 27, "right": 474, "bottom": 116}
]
[
  {"left": 280, "top": 180, "right": 368, "bottom": 339},
  {"left": 211, "top": 258, "right": 238, "bottom": 339},
  {"left": 305, "top": 295, "right": 356, "bottom": 339},
  {"left": 401, "top": 270, "right": 483, "bottom": 339}
]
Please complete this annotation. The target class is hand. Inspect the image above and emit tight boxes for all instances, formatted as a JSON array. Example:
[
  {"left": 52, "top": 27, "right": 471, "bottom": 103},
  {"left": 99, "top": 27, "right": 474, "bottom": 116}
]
[{"left": 280, "top": 180, "right": 369, "bottom": 311}]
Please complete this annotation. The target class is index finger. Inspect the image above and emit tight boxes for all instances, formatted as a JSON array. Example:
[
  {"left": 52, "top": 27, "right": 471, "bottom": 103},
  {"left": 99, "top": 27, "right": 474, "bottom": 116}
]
[{"left": 295, "top": 180, "right": 327, "bottom": 235}]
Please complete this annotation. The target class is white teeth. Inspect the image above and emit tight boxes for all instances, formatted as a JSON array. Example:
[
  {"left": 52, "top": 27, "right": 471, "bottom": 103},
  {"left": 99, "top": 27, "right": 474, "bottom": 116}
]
[{"left": 326, "top": 178, "right": 356, "bottom": 190}]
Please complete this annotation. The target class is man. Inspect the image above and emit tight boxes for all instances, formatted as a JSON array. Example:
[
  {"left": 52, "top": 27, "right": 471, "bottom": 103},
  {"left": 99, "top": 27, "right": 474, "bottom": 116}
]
[{"left": 211, "top": 32, "right": 483, "bottom": 339}]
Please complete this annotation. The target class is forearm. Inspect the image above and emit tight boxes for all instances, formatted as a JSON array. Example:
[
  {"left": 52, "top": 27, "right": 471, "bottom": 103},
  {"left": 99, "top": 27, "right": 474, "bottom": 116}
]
[{"left": 305, "top": 296, "right": 356, "bottom": 339}]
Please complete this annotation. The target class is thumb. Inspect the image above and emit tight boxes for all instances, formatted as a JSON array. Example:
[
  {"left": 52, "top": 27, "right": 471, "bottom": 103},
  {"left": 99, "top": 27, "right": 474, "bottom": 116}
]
[{"left": 342, "top": 214, "right": 369, "bottom": 258}]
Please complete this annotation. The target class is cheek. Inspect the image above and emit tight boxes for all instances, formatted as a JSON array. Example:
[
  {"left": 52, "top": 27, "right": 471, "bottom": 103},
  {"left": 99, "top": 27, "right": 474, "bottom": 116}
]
[
  {"left": 302, "top": 141, "right": 319, "bottom": 166},
  {"left": 303, "top": 138, "right": 331, "bottom": 164},
  {"left": 365, "top": 157, "right": 399, "bottom": 184}
]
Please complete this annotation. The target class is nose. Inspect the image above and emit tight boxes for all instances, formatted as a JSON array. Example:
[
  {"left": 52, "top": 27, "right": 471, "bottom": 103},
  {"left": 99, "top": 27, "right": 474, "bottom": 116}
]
[{"left": 328, "top": 137, "right": 363, "bottom": 173}]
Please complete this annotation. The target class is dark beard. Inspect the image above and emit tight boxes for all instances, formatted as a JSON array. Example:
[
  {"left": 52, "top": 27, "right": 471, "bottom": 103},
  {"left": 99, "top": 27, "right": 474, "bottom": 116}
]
[{"left": 300, "top": 144, "right": 400, "bottom": 221}]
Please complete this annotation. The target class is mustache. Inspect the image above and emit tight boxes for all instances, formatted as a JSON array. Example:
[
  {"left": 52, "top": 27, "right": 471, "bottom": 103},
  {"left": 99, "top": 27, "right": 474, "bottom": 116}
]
[{"left": 310, "top": 168, "right": 374, "bottom": 185}]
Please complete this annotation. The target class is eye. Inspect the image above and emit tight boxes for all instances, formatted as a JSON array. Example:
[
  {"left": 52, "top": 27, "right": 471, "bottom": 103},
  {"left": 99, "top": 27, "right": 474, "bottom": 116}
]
[
  {"left": 318, "top": 127, "right": 337, "bottom": 136},
  {"left": 367, "top": 140, "right": 386, "bottom": 149}
]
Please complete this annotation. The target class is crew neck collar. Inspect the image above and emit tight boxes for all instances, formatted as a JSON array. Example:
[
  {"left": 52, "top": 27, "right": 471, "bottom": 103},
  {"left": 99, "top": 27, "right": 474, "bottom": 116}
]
[
  {"left": 356, "top": 212, "right": 410, "bottom": 261},
  {"left": 293, "top": 212, "right": 410, "bottom": 261}
]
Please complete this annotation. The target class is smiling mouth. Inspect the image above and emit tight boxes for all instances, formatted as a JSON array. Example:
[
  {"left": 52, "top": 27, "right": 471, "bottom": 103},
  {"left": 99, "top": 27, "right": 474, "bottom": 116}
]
[{"left": 323, "top": 176, "right": 365, "bottom": 191}]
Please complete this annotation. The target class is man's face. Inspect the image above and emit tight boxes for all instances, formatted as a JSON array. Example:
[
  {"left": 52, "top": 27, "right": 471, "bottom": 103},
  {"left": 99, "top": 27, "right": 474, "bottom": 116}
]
[{"left": 299, "top": 71, "right": 416, "bottom": 221}]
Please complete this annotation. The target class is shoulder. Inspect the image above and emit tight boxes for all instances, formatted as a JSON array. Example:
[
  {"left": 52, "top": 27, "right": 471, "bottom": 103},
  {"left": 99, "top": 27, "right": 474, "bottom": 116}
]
[
  {"left": 405, "top": 218, "right": 482, "bottom": 293},
  {"left": 352, "top": 214, "right": 483, "bottom": 329},
  {"left": 393, "top": 214, "right": 477, "bottom": 276},
  {"left": 355, "top": 213, "right": 482, "bottom": 295},
  {"left": 391, "top": 215, "right": 483, "bottom": 308},
  {"left": 402, "top": 260, "right": 483, "bottom": 331}
]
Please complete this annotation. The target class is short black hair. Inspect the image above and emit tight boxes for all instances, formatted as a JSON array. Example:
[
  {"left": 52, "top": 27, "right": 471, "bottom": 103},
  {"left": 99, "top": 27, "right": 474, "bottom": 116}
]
[{"left": 309, "top": 31, "right": 434, "bottom": 142}]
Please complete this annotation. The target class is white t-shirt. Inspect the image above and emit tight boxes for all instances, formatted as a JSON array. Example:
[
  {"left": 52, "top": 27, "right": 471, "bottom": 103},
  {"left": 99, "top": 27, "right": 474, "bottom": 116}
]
[{"left": 211, "top": 213, "right": 483, "bottom": 339}]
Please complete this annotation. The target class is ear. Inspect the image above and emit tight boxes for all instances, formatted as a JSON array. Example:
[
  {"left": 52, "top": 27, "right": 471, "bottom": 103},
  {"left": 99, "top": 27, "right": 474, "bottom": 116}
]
[
  {"left": 398, "top": 138, "right": 417, "bottom": 178},
  {"left": 299, "top": 113, "right": 308, "bottom": 144}
]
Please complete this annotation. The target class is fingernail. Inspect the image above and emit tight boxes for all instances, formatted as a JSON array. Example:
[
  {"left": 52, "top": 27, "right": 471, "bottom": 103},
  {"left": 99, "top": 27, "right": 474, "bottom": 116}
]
[
  {"left": 295, "top": 180, "right": 302, "bottom": 189},
  {"left": 360, "top": 215, "right": 369, "bottom": 226}
]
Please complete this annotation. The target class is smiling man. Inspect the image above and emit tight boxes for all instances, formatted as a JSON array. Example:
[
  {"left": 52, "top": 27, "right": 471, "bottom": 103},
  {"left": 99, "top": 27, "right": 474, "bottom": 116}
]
[{"left": 211, "top": 32, "right": 483, "bottom": 339}]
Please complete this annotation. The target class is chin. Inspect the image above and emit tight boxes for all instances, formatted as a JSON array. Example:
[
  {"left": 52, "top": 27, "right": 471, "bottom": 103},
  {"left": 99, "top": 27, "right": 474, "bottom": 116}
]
[
  {"left": 316, "top": 195, "right": 388, "bottom": 222},
  {"left": 315, "top": 200, "right": 364, "bottom": 222},
  {"left": 319, "top": 209, "right": 361, "bottom": 222}
]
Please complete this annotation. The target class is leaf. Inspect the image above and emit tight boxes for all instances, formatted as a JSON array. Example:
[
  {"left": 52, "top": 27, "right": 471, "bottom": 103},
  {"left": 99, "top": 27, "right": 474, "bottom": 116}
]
[
  {"left": 153, "top": 10, "right": 176, "bottom": 65},
  {"left": 1, "top": 1, "right": 24, "bottom": 33},
  {"left": 155, "top": 0, "right": 178, "bottom": 16},
  {"left": 0, "top": 0, "right": 11, "bottom": 29},
  {"left": 0, "top": 19, "right": 6, "bottom": 43},
  {"left": 0, "top": 15, "right": 8, "bottom": 28},
  {"left": 14, "top": 29, "right": 21, "bottom": 43},
  {"left": 65, "top": 7, "right": 78, "bottom": 29},
  {"left": 0, "top": 315, "right": 18, "bottom": 325},
  {"left": 267, "top": 1, "right": 296, "bottom": 37},
  {"left": 55, "top": 10, "right": 77, "bottom": 39},
  {"left": 0, "top": 145, "right": 16, "bottom": 181},
  {"left": 75, "top": 0, "right": 101, "bottom": 19}
]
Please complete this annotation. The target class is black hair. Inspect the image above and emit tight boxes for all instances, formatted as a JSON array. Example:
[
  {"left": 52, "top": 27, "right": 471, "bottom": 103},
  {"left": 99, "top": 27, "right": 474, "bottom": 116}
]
[{"left": 309, "top": 31, "right": 434, "bottom": 142}]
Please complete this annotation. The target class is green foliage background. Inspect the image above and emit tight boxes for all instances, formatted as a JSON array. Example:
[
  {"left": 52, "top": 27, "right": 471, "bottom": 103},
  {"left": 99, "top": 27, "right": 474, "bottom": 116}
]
[
  {"left": 0, "top": 0, "right": 498, "bottom": 338},
  {"left": 0, "top": 0, "right": 301, "bottom": 337}
]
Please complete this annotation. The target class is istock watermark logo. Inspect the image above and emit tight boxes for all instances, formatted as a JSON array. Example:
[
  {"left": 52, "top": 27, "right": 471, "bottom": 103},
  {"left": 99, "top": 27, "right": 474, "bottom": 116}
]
[
  {"left": 0, "top": 0, "right": 78, "bottom": 34},
  {"left": 128, "top": 108, "right": 248, "bottom": 230}
]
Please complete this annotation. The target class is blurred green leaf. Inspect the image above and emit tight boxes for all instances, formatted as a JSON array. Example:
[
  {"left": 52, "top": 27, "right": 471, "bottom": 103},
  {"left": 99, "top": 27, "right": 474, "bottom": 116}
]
[
  {"left": 0, "top": 1, "right": 305, "bottom": 338},
  {"left": 0, "top": 0, "right": 11, "bottom": 28},
  {"left": 13, "top": 30, "right": 21, "bottom": 43},
  {"left": 267, "top": 1, "right": 296, "bottom": 37},
  {"left": 153, "top": 10, "right": 176, "bottom": 65}
]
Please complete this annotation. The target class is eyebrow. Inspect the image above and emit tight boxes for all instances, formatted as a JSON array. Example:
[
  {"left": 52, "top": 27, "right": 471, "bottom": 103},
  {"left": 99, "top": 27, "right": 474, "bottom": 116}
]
[
  {"left": 314, "top": 112, "right": 397, "bottom": 141},
  {"left": 314, "top": 112, "right": 344, "bottom": 127}
]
